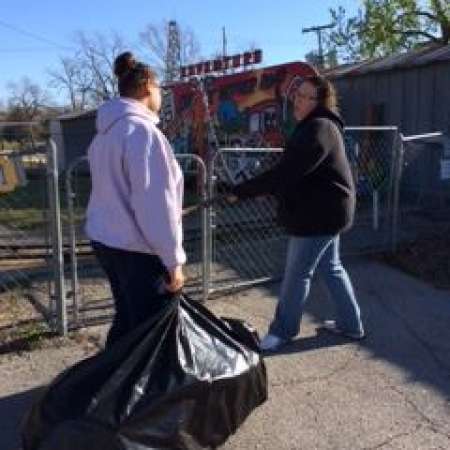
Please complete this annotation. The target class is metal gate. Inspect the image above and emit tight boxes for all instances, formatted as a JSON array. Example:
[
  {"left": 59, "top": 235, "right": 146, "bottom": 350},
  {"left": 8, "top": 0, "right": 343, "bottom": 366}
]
[
  {"left": 209, "top": 148, "right": 286, "bottom": 294},
  {"left": 64, "top": 153, "right": 207, "bottom": 329},
  {"left": 0, "top": 139, "right": 65, "bottom": 334},
  {"left": 207, "top": 126, "right": 402, "bottom": 294}
]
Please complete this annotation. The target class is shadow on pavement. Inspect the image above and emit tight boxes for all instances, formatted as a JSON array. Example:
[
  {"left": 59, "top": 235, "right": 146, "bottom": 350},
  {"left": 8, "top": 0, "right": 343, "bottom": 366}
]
[
  {"left": 262, "top": 328, "right": 353, "bottom": 358},
  {"left": 259, "top": 257, "right": 450, "bottom": 398},
  {"left": 0, "top": 387, "right": 43, "bottom": 450}
]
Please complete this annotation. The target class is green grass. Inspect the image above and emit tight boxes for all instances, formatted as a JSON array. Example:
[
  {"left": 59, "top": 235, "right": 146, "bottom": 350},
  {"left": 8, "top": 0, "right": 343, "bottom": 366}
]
[
  {"left": 0, "top": 140, "right": 26, "bottom": 151},
  {"left": 0, "top": 173, "right": 204, "bottom": 232},
  {"left": 0, "top": 177, "right": 49, "bottom": 231},
  {"left": 0, "top": 208, "right": 46, "bottom": 231},
  {"left": 0, "top": 321, "right": 54, "bottom": 354}
]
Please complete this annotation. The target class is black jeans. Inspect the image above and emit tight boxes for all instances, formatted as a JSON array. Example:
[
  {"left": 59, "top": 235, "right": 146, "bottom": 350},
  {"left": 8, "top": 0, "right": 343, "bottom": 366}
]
[{"left": 92, "top": 241, "right": 168, "bottom": 349}]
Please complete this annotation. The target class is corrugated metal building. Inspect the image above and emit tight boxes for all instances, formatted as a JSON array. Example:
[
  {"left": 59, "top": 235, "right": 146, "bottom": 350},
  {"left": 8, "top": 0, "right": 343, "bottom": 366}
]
[
  {"left": 323, "top": 43, "right": 450, "bottom": 218},
  {"left": 50, "top": 109, "right": 96, "bottom": 170},
  {"left": 323, "top": 43, "right": 450, "bottom": 135}
]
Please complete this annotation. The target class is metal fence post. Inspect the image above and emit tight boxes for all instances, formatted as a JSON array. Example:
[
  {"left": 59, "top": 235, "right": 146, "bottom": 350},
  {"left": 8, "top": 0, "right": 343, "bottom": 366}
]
[
  {"left": 66, "top": 157, "right": 88, "bottom": 326},
  {"left": 204, "top": 154, "right": 214, "bottom": 301},
  {"left": 200, "top": 158, "right": 210, "bottom": 302},
  {"left": 372, "top": 190, "right": 379, "bottom": 230},
  {"left": 386, "top": 128, "right": 399, "bottom": 244},
  {"left": 47, "top": 138, "right": 67, "bottom": 335},
  {"left": 391, "top": 134, "right": 405, "bottom": 253}
]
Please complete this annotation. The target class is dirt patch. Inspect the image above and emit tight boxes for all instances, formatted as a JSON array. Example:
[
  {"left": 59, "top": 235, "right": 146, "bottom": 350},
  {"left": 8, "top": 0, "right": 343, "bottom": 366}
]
[
  {"left": 0, "top": 288, "right": 44, "bottom": 351},
  {"left": 0, "top": 283, "right": 106, "bottom": 355},
  {"left": 378, "top": 226, "right": 450, "bottom": 290}
]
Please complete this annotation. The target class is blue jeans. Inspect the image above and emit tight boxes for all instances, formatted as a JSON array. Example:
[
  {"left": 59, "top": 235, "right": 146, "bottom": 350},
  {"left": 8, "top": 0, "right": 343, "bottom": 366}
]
[{"left": 269, "top": 235, "right": 363, "bottom": 340}]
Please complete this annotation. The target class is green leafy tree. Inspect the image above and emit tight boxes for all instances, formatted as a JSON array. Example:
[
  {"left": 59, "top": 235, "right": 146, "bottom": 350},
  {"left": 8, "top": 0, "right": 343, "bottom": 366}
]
[{"left": 327, "top": 0, "right": 450, "bottom": 61}]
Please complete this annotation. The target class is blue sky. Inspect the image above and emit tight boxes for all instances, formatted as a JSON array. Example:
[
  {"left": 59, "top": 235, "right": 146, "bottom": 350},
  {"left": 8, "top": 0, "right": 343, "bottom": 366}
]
[{"left": 0, "top": 0, "right": 360, "bottom": 105}]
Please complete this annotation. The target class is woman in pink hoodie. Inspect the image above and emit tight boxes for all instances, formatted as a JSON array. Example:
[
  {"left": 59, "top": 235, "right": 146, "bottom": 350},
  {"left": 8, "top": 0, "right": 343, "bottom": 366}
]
[{"left": 86, "top": 52, "right": 186, "bottom": 348}]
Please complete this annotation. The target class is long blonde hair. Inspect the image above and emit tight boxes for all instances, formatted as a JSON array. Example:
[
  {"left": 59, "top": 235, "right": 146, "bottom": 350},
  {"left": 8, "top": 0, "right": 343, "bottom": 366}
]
[{"left": 304, "top": 75, "right": 339, "bottom": 112}]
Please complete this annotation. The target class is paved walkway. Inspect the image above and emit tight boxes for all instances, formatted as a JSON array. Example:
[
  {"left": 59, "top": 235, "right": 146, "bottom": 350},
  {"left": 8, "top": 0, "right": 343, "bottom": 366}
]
[{"left": 1, "top": 257, "right": 450, "bottom": 449}]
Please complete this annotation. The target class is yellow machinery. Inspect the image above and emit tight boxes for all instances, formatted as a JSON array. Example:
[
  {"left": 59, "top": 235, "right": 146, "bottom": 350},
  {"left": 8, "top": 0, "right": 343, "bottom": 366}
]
[{"left": 0, "top": 155, "right": 27, "bottom": 193}]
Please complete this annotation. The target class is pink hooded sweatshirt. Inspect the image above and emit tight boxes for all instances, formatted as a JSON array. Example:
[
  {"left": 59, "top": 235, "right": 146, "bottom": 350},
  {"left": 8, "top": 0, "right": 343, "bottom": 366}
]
[{"left": 85, "top": 97, "right": 186, "bottom": 270}]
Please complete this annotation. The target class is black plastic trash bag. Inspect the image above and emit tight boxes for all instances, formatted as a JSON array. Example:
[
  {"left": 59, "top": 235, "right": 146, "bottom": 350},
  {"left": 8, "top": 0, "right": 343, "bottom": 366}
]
[{"left": 22, "top": 294, "right": 267, "bottom": 450}]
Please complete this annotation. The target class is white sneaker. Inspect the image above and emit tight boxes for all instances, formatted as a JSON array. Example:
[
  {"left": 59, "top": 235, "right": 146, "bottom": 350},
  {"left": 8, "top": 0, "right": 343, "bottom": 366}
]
[{"left": 259, "top": 333, "right": 287, "bottom": 351}]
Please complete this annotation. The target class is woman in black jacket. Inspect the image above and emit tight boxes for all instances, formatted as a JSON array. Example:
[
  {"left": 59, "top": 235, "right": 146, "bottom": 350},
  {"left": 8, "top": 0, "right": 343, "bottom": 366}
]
[{"left": 230, "top": 75, "right": 364, "bottom": 351}]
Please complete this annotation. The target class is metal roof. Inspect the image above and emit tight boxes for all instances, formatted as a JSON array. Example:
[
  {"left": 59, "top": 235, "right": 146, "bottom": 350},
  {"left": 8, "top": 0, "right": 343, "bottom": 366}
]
[
  {"left": 324, "top": 43, "right": 450, "bottom": 78},
  {"left": 56, "top": 109, "right": 97, "bottom": 121}
]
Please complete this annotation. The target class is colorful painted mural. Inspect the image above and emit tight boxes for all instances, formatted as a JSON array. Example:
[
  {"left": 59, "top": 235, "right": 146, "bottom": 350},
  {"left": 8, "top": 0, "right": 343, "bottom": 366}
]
[{"left": 161, "top": 61, "right": 317, "bottom": 160}]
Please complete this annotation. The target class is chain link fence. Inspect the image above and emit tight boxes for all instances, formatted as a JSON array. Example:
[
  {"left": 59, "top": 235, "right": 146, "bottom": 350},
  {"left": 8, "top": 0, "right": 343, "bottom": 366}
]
[
  {"left": 207, "top": 127, "right": 401, "bottom": 294},
  {"left": 393, "top": 132, "right": 448, "bottom": 247},
  {"left": 1, "top": 120, "right": 446, "bottom": 337},
  {"left": 342, "top": 127, "right": 399, "bottom": 254},
  {"left": 57, "top": 127, "right": 405, "bottom": 322},
  {"left": 209, "top": 148, "right": 286, "bottom": 293},
  {"left": 0, "top": 132, "right": 64, "bottom": 338},
  {"left": 8, "top": 125, "right": 412, "bottom": 332}
]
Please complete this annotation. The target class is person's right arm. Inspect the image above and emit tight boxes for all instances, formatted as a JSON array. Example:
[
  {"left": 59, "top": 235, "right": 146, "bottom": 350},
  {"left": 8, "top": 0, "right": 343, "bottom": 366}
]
[
  {"left": 231, "top": 163, "right": 281, "bottom": 199},
  {"left": 231, "top": 119, "right": 331, "bottom": 201}
]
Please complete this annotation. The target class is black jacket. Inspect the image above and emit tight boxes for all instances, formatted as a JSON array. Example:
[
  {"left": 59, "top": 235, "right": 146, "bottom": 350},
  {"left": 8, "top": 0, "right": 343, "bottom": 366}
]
[{"left": 232, "top": 106, "right": 356, "bottom": 236}]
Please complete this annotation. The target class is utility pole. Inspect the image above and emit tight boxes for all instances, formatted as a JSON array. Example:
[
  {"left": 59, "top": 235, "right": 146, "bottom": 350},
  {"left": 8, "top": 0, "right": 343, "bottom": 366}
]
[
  {"left": 222, "top": 26, "right": 227, "bottom": 74},
  {"left": 302, "top": 23, "right": 334, "bottom": 68},
  {"left": 222, "top": 27, "right": 227, "bottom": 58}
]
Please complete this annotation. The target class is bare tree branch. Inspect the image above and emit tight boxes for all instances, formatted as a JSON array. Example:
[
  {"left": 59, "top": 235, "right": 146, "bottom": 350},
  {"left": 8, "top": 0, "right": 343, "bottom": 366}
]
[
  {"left": 139, "top": 23, "right": 167, "bottom": 74},
  {"left": 75, "top": 31, "right": 126, "bottom": 103},
  {"left": 391, "top": 28, "right": 442, "bottom": 41},
  {"left": 408, "top": 10, "right": 439, "bottom": 22},
  {"left": 7, "top": 77, "right": 51, "bottom": 120},
  {"left": 48, "top": 57, "right": 92, "bottom": 111}
]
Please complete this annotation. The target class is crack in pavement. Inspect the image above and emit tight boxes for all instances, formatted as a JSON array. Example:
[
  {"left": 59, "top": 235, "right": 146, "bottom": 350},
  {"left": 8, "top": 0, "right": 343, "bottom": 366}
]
[
  {"left": 270, "top": 347, "right": 362, "bottom": 389},
  {"left": 372, "top": 366, "right": 450, "bottom": 441},
  {"left": 389, "top": 383, "right": 450, "bottom": 440},
  {"left": 363, "top": 424, "right": 422, "bottom": 450}
]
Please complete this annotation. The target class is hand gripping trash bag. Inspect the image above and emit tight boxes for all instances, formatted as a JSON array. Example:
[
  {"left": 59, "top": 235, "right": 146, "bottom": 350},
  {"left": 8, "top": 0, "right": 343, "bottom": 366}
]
[{"left": 22, "top": 294, "right": 267, "bottom": 450}]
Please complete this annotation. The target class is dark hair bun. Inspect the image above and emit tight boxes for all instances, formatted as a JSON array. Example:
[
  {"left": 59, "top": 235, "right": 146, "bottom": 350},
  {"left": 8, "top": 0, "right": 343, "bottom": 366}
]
[{"left": 114, "top": 52, "right": 137, "bottom": 79}]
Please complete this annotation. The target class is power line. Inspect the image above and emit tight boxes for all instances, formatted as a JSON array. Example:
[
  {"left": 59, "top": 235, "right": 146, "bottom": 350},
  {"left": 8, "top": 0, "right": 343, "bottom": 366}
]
[
  {"left": 0, "top": 19, "right": 74, "bottom": 52},
  {"left": 0, "top": 47, "right": 61, "bottom": 53},
  {"left": 222, "top": 26, "right": 227, "bottom": 74},
  {"left": 302, "top": 23, "right": 335, "bottom": 68}
]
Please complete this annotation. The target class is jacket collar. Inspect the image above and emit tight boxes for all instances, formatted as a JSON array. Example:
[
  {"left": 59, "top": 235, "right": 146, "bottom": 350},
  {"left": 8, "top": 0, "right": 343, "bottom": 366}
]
[{"left": 299, "top": 105, "right": 344, "bottom": 130}]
